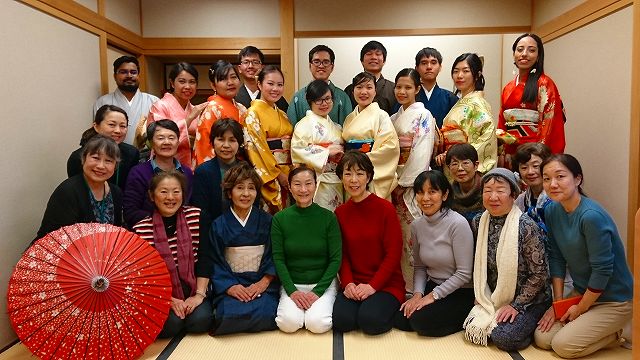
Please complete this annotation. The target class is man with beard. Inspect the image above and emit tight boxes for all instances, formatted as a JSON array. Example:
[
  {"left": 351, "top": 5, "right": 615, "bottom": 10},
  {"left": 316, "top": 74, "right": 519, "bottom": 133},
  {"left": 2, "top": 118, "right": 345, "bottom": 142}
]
[
  {"left": 235, "top": 46, "right": 288, "bottom": 112},
  {"left": 93, "top": 56, "right": 159, "bottom": 146}
]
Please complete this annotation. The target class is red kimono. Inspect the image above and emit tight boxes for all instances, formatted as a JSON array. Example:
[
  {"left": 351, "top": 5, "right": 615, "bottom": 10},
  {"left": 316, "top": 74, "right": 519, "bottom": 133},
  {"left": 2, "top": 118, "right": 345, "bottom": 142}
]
[{"left": 498, "top": 73, "right": 565, "bottom": 155}]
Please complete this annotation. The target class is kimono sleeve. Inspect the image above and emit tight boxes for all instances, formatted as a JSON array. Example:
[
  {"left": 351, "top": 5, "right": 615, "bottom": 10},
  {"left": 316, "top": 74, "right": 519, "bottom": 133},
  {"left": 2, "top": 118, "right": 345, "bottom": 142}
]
[
  {"left": 291, "top": 120, "right": 330, "bottom": 173},
  {"left": 244, "top": 110, "right": 280, "bottom": 183},
  {"left": 210, "top": 223, "right": 240, "bottom": 294}
]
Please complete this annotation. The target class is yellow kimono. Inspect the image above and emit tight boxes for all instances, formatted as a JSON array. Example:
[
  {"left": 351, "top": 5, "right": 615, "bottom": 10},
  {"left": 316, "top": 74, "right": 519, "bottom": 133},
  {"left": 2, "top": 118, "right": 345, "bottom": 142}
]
[
  {"left": 441, "top": 91, "right": 497, "bottom": 173},
  {"left": 291, "top": 110, "right": 344, "bottom": 212},
  {"left": 244, "top": 99, "right": 293, "bottom": 213},
  {"left": 342, "top": 102, "right": 399, "bottom": 200}
]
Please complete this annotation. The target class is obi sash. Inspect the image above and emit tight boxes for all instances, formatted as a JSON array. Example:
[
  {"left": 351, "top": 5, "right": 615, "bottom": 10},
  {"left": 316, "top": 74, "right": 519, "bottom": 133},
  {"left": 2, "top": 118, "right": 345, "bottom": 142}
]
[
  {"left": 267, "top": 136, "right": 291, "bottom": 165},
  {"left": 345, "top": 139, "right": 374, "bottom": 153},
  {"left": 398, "top": 135, "right": 413, "bottom": 165},
  {"left": 502, "top": 108, "right": 541, "bottom": 144},
  {"left": 440, "top": 124, "right": 468, "bottom": 150},
  {"left": 224, "top": 245, "right": 265, "bottom": 273},
  {"left": 317, "top": 142, "right": 342, "bottom": 173}
]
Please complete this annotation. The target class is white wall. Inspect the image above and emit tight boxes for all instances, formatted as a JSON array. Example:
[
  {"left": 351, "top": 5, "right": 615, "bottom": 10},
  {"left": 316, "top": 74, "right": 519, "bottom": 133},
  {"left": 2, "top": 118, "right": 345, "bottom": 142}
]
[
  {"left": 141, "top": 0, "right": 280, "bottom": 37},
  {"left": 296, "top": 35, "right": 505, "bottom": 119},
  {"left": 295, "top": 0, "right": 531, "bottom": 31},
  {"left": 0, "top": 1, "right": 102, "bottom": 348},
  {"left": 544, "top": 6, "right": 633, "bottom": 241},
  {"left": 105, "top": 0, "right": 141, "bottom": 35},
  {"left": 107, "top": 46, "right": 133, "bottom": 92},
  {"left": 533, "top": 0, "right": 587, "bottom": 27}
]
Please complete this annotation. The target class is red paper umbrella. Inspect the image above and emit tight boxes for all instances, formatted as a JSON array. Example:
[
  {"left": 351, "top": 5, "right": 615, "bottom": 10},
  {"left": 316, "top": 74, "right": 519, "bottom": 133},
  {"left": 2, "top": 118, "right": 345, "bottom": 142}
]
[{"left": 7, "top": 223, "right": 172, "bottom": 360}]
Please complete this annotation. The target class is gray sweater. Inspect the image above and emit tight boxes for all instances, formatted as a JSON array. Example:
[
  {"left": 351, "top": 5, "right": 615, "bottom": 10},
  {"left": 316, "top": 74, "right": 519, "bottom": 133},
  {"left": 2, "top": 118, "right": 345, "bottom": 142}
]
[{"left": 412, "top": 210, "right": 474, "bottom": 298}]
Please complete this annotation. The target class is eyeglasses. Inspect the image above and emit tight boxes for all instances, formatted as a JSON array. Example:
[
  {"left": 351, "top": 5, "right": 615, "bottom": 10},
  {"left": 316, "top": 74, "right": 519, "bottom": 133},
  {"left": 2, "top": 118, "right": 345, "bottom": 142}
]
[
  {"left": 313, "top": 96, "right": 333, "bottom": 105},
  {"left": 117, "top": 69, "right": 138, "bottom": 76},
  {"left": 311, "top": 59, "right": 332, "bottom": 67},
  {"left": 240, "top": 60, "right": 262, "bottom": 66},
  {"left": 448, "top": 160, "right": 475, "bottom": 169}
]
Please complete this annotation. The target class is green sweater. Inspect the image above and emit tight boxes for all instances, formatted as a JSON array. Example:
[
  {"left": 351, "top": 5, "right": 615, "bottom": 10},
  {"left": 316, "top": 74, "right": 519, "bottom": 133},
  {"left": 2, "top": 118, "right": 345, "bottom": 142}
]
[{"left": 271, "top": 203, "right": 342, "bottom": 296}]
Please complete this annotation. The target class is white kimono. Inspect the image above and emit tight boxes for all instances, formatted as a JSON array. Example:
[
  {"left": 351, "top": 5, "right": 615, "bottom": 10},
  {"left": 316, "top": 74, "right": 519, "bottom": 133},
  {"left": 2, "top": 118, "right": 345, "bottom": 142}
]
[
  {"left": 291, "top": 111, "right": 344, "bottom": 212},
  {"left": 93, "top": 88, "right": 159, "bottom": 145},
  {"left": 342, "top": 102, "right": 399, "bottom": 200}
]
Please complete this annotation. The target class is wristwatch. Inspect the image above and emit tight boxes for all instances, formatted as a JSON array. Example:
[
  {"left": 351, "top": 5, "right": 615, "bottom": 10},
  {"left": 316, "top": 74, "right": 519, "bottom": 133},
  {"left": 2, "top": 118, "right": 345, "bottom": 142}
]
[{"left": 432, "top": 291, "right": 440, "bottom": 300}]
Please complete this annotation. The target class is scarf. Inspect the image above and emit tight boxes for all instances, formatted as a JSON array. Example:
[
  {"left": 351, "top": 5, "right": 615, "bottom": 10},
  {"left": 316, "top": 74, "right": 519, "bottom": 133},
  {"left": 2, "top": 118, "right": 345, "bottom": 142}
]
[
  {"left": 463, "top": 205, "right": 522, "bottom": 345},
  {"left": 152, "top": 207, "right": 196, "bottom": 300}
]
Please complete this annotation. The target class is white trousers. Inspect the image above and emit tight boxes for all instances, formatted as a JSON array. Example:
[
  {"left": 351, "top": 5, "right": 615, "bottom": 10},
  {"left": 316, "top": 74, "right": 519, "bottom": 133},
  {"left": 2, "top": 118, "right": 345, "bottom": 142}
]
[{"left": 275, "top": 279, "right": 338, "bottom": 334}]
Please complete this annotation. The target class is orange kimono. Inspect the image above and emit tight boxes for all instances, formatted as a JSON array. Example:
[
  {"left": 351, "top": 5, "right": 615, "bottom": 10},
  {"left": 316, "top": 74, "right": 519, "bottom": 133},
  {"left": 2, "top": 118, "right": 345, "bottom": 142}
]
[{"left": 193, "top": 95, "right": 247, "bottom": 167}]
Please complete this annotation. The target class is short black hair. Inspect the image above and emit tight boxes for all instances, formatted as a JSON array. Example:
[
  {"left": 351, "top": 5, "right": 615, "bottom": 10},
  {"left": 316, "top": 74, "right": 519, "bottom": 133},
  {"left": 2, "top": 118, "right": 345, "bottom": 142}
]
[
  {"left": 238, "top": 46, "right": 265, "bottom": 63},
  {"left": 81, "top": 135, "right": 121, "bottom": 164},
  {"left": 445, "top": 143, "right": 478, "bottom": 165},
  {"left": 208, "top": 60, "right": 239, "bottom": 83},
  {"left": 305, "top": 79, "right": 333, "bottom": 107},
  {"left": 413, "top": 170, "right": 453, "bottom": 212},
  {"left": 336, "top": 150, "right": 374, "bottom": 186},
  {"left": 288, "top": 164, "right": 317, "bottom": 185},
  {"left": 512, "top": 142, "right": 552, "bottom": 172},
  {"left": 146, "top": 119, "right": 180, "bottom": 143},
  {"left": 351, "top": 72, "right": 376, "bottom": 88},
  {"left": 257, "top": 65, "right": 284, "bottom": 83},
  {"left": 113, "top": 55, "right": 139, "bottom": 73},
  {"left": 394, "top": 68, "right": 421, "bottom": 88},
  {"left": 414, "top": 48, "right": 443, "bottom": 66},
  {"left": 451, "top": 53, "right": 485, "bottom": 94},
  {"left": 308, "top": 45, "right": 335, "bottom": 63},
  {"left": 168, "top": 62, "right": 198, "bottom": 92},
  {"left": 360, "top": 40, "right": 387, "bottom": 62},
  {"left": 210, "top": 118, "right": 246, "bottom": 160}
]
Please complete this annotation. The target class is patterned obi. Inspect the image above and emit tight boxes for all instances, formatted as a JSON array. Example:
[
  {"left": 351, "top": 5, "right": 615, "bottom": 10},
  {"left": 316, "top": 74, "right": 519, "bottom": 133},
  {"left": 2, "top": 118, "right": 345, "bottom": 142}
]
[
  {"left": 225, "top": 245, "right": 264, "bottom": 273},
  {"left": 267, "top": 136, "right": 291, "bottom": 165},
  {"left": 503, "top": 108, "right": 539, "bottom": 127},
  {"left": 440, "top": 124, "right": 468, "bottom": 150},
  {"left": 398, "top": 135, "right": 413, "bottom": 165},
  {"left": 345, "top": 139, "right": 374, "bottom": 153}
]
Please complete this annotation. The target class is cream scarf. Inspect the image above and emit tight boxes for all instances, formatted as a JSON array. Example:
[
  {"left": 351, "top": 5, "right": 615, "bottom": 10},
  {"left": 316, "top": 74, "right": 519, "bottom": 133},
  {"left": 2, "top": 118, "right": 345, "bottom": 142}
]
[{"left": 463, "top": 205, "right": 522, "bottom": 346}]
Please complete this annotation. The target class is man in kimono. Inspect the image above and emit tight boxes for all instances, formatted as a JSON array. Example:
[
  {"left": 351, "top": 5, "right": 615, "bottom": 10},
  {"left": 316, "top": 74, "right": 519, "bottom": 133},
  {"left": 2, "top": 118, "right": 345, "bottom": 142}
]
[
  {"left": 235, "top": 46, "right": 288, "bottom": 112},
  {"left": 93, "top": 56, "right": 159, "bottom": 146},
  {"left": 344, "top": 40, "right": 397, "bottom": 114},
  {"left": 287, "top": 45, "right": 352, "bottom": 126},
  {"left": 413, "top": 47, "right": 459, "bottom": 128}
]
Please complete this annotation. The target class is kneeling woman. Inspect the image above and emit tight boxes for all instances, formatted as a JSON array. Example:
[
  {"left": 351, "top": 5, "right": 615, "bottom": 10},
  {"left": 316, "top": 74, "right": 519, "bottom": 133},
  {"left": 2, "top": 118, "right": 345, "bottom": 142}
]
[
  {"left": 332, "top": 151, "right": 404, "bottom": 335},
  {"left": 464, "top": 168, "right": 550, "bottom": 351},
  {"left": 271, "top": 165, "right": 342, "bottom": 333},
  {"left": 395, "top": 170, "right": 474, "bottom": 337},
  {"left": 209, "top": 162, "right": 279, "bottom": 335},
  {"left": 132, "top": 171, "right": 212, "bottom": 338}
]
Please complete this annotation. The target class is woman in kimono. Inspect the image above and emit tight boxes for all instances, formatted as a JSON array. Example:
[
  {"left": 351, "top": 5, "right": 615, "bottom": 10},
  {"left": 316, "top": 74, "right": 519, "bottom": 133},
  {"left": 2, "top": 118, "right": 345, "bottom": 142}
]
[
  {"left": 208, "top": 161, "right": 278, "bottom": 335},
  {"left": 435, "top": 53, "right": 497, "bottom": 174},
  {"left": 342, "top": 72, "right": 399, "bottom": 200},
  {"left": 389, "top": 68, "right": 435, "bottom": 290},
  {"left": 148, "top": 62, "right": 207, "bottom": 166},
  {"left": 193, "top": 60, "right": 247, "bottom": 167},
  {"left": 244, "top": 65, "right": 294, "bottom": 214},
  {"left": 132, "top": 171, "right": 212, "bottom": 338},
  {"left": 498, "top": 33, "right": 565, "bottom": 168},
  {"left": 291, "top": 80, "right": 344, "bottom": 212}
]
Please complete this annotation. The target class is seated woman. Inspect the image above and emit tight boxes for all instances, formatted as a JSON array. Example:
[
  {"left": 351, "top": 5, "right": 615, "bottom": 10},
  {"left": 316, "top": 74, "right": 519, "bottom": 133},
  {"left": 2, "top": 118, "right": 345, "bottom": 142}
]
[
  {"left": 67, "top": 104, "right": 139, "bottom": 192},
  {"left": 37, "top": 135, "right": 123, "bottom": 240},
  {"left": 209, "top": 161, "right": 278, "bottom": 335},
  {"left": 435, "top": 53, "right": 497, "bottom": 174},
  {"left": 132, "top": 171, "right": 212, "bottom": 338},
  {"left": 291, "top": 79, "right": 344, "bottom": 212},
  {"left": 534, "top": 155, "right": 633, "bottom": 358},
  {"left": 464, "top": 167, "right": 550, "bottom": 351},
  {"left": 395, "top": 170, "right": 474, "bottom": 337},
  {"left": 342, "top": 72, "right": 400, "bottom": 200},
  {"left": 446, "top": 143, "right": 484, "bottom": 224},
  {"left": 124, "top": 120, "right": 193, "bottom": 226},
  {"left": 244, "top": 66, "right": 293, "bottom": 214},
  {"left": 193, "top": 60, "right": 247, "bottom": 167},
  {"left": 271, "top": 165, "right": 342, "bottom": 333},
  {"left": 332, "top": 151, "right": 404, "bottom": 335}
]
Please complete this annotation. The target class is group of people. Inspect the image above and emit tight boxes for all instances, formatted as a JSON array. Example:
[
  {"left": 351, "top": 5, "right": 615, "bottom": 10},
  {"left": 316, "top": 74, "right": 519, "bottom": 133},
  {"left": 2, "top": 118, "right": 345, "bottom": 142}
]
[{"left": 31, "top": 33, "right": 632, "bottom": 359}]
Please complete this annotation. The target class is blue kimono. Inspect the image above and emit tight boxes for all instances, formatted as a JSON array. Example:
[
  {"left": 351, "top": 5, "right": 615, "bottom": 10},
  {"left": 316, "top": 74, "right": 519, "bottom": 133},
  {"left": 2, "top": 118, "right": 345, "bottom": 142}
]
[{"left": 210, "top": 207, "right": 279, "bottom": 335}]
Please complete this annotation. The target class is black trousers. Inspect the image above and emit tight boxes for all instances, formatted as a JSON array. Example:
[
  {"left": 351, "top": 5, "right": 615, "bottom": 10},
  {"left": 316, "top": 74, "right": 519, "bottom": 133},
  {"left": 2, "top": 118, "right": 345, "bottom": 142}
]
[{"left": 333, "top": 291, "right": 400, "bottom": 335}]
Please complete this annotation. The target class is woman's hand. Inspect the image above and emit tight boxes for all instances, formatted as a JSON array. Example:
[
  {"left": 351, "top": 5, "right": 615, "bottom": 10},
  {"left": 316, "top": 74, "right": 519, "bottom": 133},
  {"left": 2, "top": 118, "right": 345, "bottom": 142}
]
[
  {"left": 495, "top": 304, "right": 519, "bottom": 323},
  {"left": 560, "top": 304, "right": 583, "bottom": 323},
  {"left": 183, "top": 294, "right": 204, "bottom": 315},
  {"left": 226, "top": 284, "right": 252, "bottom": 302},
  {"left": 277, "top": 172, "right": 289, "bottom": 191},
  {"left": 328, "top": 144, "right": 344, "bottom": 157},
  {"left": 343, "top": 283, "right": 358, "bottom": 300},
  {"left": 303, "top": 292, "right": 319, "bottom": 307},
  {"left": 185, "top": 102, "right": 208, "bottom": 127},
  {"left": 171, "top": 297, "right": 188, "bottom": 319},
  {"left": 415, "top": 292, "right": 435, "bottom": 311},
  {"left": 537, "top": 306, "right": 556, "bottom": 332},
  {"left": 290, "top": 291, "right": 311, "bottom": 310},
  {"left": 247, "top": 277, "right": 270, "bottom": 300},
  {"left": 399, "top": 293, "right": 423, "bottom": 318},
  {"left": 435, "top": 152, "right": 447, "bottom": 167},
  {"left": 354, "top": 283, "right": 376, "bottom": 301}
]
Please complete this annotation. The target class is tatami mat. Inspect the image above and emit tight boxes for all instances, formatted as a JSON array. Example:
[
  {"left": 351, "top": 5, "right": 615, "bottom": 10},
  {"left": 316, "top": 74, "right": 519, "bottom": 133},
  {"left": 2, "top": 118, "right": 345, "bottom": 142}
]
[
  {"left": 0, "top": 338, "right": 170, "bottom": 360},
  {"left": 168, "top": 331, "right": 333, "bottom": 360},
  {"left": 518, "top": 343, "right": 631, "bottom": 360}
]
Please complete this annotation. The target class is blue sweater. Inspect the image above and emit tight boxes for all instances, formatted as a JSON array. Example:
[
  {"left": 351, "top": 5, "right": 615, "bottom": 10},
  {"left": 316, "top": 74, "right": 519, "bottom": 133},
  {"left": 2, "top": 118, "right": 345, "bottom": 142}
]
[{"left": 544, "top": 196, "right": 633, "bottom": 302}]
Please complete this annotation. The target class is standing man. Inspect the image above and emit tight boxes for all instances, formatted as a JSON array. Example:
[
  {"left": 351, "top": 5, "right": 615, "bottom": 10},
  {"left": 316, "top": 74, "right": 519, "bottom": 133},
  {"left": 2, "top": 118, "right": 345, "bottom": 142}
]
[
  {"left": 235, "top": 45, "right": 288, "bottom": 112},
  {"left": 94, "top": 55, "right": 159, "bottom": 146},
  {"left": 287, "top": 45, "right": 352, "bottom": 126},
  {"left": 344, "top": 40, "right": 396, "bottom": 114},
  {"left": 414, "top": 47, "right": 458, "bottom": 128}
]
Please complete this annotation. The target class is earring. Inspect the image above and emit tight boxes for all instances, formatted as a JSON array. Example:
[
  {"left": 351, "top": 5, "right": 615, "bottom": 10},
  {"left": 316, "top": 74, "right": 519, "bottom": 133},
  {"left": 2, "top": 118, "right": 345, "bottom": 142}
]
[{"left": 530, "top": 68, "right": 537, "bottom": 74}]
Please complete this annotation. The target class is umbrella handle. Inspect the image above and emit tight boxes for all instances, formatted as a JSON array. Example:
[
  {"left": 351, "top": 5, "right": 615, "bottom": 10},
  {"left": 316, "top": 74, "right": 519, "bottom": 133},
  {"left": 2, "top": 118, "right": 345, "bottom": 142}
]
[{"left": 91, "top": 276, "right": 110, "bottom": 292}]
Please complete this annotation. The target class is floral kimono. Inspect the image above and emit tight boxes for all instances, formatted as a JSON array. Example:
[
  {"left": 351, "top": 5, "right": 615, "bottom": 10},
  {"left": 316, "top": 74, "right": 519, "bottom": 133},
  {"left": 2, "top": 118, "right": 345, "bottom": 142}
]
[
  {"left": 193, "top": 95, "right": 247, "bottom": 167},
  {"left": 440, "top": 91, "right": 497, "bottom": 174},
  {"left": 342, "top": 102, "right": 399, "bottom": 200},
  {"left": 291, "top": 110, "right": 344, "bottom": 212},
  {"left": 148, "top": 92, "right": 196, "bottom": 166},
  {"left": 390, "top": 102, "right": 436, "bottom": 290},
  {"left": 244, "top": 99, "right": 294, "bottom": 213}
]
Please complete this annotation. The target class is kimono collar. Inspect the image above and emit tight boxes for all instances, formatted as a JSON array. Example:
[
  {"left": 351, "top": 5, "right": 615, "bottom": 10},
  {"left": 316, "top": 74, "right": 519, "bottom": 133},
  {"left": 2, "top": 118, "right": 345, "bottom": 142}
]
[
  {"left": 462, "top": 90, "right": 485, "bottom": 100},
  {"left": 230, "top": 205, "right": 253, "bottom": 227},
  {"left": 355, "top": 101, "right": 381, "bottom": 116}
]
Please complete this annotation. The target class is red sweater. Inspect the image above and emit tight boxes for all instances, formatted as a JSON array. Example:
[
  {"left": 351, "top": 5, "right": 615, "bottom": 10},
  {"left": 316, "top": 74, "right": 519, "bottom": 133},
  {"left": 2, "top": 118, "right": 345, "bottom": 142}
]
[{"left": 335, "top": 193, "right": 405, "bottom": 302}]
